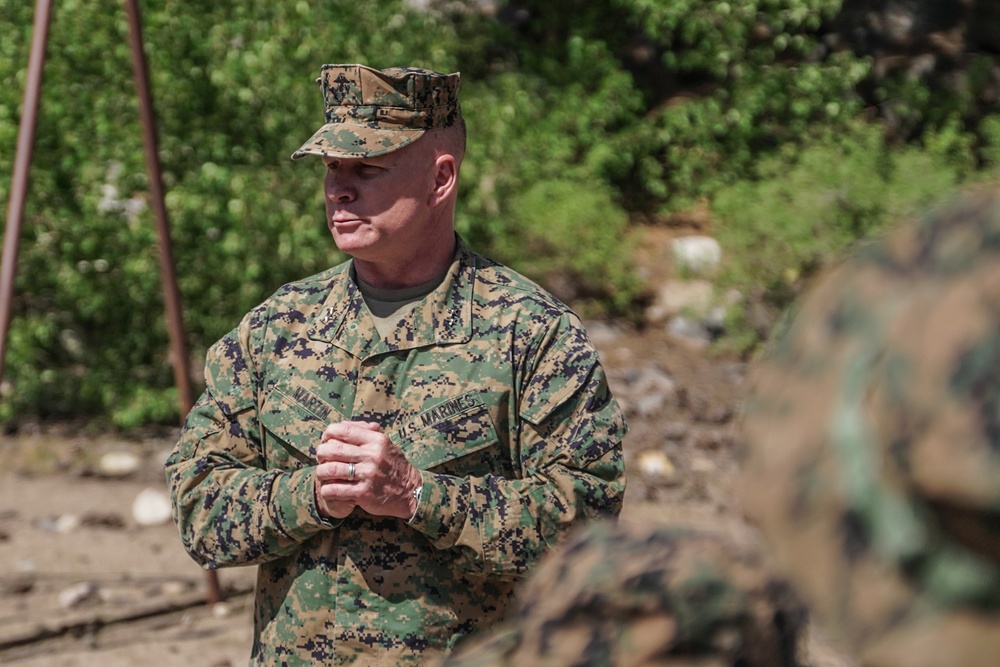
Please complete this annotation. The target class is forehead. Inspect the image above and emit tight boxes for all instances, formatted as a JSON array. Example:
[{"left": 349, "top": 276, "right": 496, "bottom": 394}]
[
  {"left": 321, "top": 136, "right": 433, "bottom": 167},
  {"left": 321, "top": 153, "right": 392, "bottom": 166}
]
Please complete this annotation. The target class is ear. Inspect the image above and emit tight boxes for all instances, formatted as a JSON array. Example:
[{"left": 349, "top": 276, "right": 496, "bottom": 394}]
[{"left": 428, "top": 153, "right": 458, "bottom": 208}]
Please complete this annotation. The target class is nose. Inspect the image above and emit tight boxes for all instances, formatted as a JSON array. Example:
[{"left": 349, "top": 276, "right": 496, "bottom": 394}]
[{"left": 324, "top": 169, "right": 356, "bottom": 203}]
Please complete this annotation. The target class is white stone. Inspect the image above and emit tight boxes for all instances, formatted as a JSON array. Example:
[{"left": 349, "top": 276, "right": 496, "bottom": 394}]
[
  {"left": 53, "top": 513, "right": 81, "bottom": 534},
  {"left": 159, "top": 580, "right": 191, "bottom": 597},
  {"left": 98, "top": 450, "right": 142, "bottom": 478},
  {"left": 212, "top": 601, "right": 233, "bottom": 618},
  {"left": 58, "top": 581, "right": 99, "bottom": 609},
  {"left": 132, "top": 488, "right": 173, "bottom": 527},
  {"left": 637, "top": 450, "right": 676, "bottom": 479},
  {"left": 671, "top": 235, "right": 722, "bottom": 277}
]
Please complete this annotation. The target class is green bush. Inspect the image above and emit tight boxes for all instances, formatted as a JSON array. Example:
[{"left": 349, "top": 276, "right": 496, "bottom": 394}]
[
  {"left": 491, "top": 178, "right": 642, "bottom": 318},
  {"left": 711, "top": 120, "right": 992, "bottom": 354},
  {"left": 2, "top": 0, "right": 1000, "bottom": 426},
  {"left": 0, "top": 0, "right": 474, "bottom": 426}
]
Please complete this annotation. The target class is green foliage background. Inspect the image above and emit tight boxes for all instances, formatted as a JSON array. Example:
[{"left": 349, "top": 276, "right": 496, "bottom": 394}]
[{"left": 1, "top": 0, "right": 998, "bottom": 427}]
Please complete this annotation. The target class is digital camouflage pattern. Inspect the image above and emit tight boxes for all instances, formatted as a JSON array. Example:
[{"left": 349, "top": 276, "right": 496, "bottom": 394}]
[
  {"left": 437, "top": 520, "right": 807, "bottom": 667},
  {"left": 739, "top": 186, "right": 1000, "bottom": 667},
  {"left": 165, "top": 238, "right": 627, "bottom": 666},
  {"left": 291, "top": 64, "right": 462, "bottom": 160}
]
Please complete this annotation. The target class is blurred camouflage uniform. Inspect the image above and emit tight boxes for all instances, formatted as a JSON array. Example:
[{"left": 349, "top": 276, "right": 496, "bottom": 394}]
[
  {"left": 437, "top": 519, "right": 807, "bottom": 667},
  {"left": 166, "top": 65, "right": 626, "bottom": 666},
  {"left": 740, "top": 186, "right": 1000, "bottom": 667}
]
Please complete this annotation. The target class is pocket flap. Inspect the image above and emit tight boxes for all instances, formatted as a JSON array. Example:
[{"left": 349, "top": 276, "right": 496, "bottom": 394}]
[
  {"left": 262, "top": 376, "right": 344, "bottom": 468},
  {"left": 392, "top": 392, "right": 500, "bottom": 471}
]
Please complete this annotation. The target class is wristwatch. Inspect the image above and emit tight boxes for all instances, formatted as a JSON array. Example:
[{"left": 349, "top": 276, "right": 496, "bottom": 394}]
[{"left": 409, "top": 484, "right": 423, "bottom": 522}]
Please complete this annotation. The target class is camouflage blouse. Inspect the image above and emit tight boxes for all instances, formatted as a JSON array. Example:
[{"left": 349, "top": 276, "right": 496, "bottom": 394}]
[{"left": 165, "top": 238, "right": 627, "bottom": 666}]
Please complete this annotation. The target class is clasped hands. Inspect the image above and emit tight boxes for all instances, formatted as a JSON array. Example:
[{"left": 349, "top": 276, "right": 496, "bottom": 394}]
[{"left": 313, "top": 420, "right": 423, "bottom": 520}]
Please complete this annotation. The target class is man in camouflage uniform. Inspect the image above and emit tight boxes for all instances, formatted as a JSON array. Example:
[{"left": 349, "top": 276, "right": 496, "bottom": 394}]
[
  {"left": 165, "top": 64, "right": 627, "bottom": 666},
  {"left": 739, "top": 186, "right": 1000, "bottom": 666}
]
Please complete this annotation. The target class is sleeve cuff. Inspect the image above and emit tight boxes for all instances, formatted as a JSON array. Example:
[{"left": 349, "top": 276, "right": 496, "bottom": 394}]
[
  {"left": 406, "top": 470, "right": 470, "bottom": 548},
  {"left": 270, "top": 467, "right": 342, "bottom": 539}
]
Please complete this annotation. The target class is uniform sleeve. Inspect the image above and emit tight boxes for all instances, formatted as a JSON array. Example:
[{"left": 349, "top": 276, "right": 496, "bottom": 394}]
[
  {"left": 164, "top": 317, "right": 334, "bottom": 570},
  {"left": 407, "top": 316, "right": 627, "bottom": 580}
]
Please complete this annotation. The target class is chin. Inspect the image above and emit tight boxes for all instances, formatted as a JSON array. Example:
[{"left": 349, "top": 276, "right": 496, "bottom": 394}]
[{"left": 331, "top": 230, "right": 373, "bottom": 253}]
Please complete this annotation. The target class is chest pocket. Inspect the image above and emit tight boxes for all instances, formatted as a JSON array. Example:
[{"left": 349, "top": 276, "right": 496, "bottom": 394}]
[
  {"left": 392, "top": 391, "right": 511, "bottom": 479},
  {"left": 259, "top": 375, "right": 346, "bottom": 471}
]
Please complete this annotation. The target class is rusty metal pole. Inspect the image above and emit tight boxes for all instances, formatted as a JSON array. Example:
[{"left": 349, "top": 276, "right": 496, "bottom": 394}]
[
  {"left": 0, "top": 0, "right": 54, "bottom": 383},
  {"left": 122, "top": 0, "right": 221, "bottom": 605}
]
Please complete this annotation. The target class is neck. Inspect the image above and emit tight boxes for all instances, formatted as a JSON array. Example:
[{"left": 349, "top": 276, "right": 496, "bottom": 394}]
[{"left": 353, "top": 232, "right": 457, "bottom": 289}]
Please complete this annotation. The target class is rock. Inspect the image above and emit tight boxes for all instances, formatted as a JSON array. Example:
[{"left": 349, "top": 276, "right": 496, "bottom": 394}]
[
  {"left": 661, "top": 421, "right": 690, "bottom": 441},
  {"left": 54, "top": 513, "right": 81, "bottom": 534},
  {"left": 667, "top": 316, "right": 712, "bottom": 348},
  {"left": 212, "top": 601, "right": 233, "bottom": 618},
  {"left": 58, "top": 581, "right": 100, "bottom": 609},
  {"left": 132, "top": 488, "right": 172, "bottom": 527},
  {"left": 636, "top": 450, "right": 676, "bottom": 481},
  {"left": 35, "top": 514, "right": 81, "bottom": 533},
  {"left": 97, "top": 450, "right": 142, "bottom": 478},
  {"left": 159, "top": 579, "right": 193, "bottom": 597},
  {"left": 582, "top": 320, "right": 623, "bottom": 347},
  {"left": 645, "top": 279, "right": 714, "bottom": 324},
  {"left": 671, "top": 235, "right": 721, "bottom": 277},
  {"left": 631, "top": 366, "right": 677, "bottom": 395},
  {"left": 634, "top": 393, "right": 666, "bottom": 418},
  {"left": 624, "top": 366, "right": 678, "bottom": 417}
]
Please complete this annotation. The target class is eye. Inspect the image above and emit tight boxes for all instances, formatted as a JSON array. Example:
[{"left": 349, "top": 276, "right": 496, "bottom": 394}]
[{"left": 358, "top": 164, "right": 384, "bottom": 178}]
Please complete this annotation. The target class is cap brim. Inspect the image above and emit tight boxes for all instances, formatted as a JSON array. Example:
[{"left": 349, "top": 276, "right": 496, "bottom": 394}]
[{"left": 291, "top": 122, "right": 425, "bottom": 160}]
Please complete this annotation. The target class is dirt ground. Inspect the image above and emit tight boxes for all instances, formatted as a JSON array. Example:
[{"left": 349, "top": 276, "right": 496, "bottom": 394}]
[
  {"left": 0, "top": 223, "right": 759, "bottom": 667},
  {"left": 0, "top": 323, "right": 856, "bottom": 666}
]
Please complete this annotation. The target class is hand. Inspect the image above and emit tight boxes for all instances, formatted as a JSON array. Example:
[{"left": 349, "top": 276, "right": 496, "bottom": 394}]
[{"left": 313, "top": 420, "right": 423, "bottom": 520}]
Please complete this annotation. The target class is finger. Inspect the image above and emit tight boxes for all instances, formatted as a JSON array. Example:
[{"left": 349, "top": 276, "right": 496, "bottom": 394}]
[
  {"left": 315, "top": 438, "right": 365, "bottom": 463},
  {"left": 315, "top": 460, "right": 361, "bottom": 483},
  {"left": 318, "top": 479, "right": 367, "bottom": 501},
  {"left": 321, "top": 420, "right": 382, "bottom": 444}
]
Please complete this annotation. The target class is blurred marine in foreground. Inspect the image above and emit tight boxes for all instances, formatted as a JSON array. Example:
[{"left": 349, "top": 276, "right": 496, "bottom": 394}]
[
  {"left": 740, "top": 185, "right": 1000, "bottom": 667},
  {"left": 439, "top": 520, "right": 807, "bottom": 666},
  {"left": 442, "top": 185, "right": 1000, "bottom": 666}
]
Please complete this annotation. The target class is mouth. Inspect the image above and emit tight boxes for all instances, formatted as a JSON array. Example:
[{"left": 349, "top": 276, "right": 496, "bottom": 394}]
[{"left": 330, "top": 216, "right": 365, "bottom": 229}]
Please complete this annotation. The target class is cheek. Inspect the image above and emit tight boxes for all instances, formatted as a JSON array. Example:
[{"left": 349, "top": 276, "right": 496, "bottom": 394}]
[{"left": 385, "top": 199, "right": 426, "bottom": 229}]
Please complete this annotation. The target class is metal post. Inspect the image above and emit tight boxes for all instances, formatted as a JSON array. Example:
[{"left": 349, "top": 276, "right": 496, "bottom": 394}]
[
  {"left": 0, "top": 0, "right": 53, "bottom": 382},
  {"left": 122, "top": 0, "right": 221, "bottom": 605}
]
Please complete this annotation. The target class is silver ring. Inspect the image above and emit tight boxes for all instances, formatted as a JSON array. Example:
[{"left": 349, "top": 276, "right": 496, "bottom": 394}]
[{"left": 348, "top": 462, "right": 356, "bottom": 481}]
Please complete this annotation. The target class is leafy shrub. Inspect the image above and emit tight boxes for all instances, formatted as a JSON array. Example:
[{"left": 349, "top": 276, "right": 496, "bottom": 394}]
[
  {"left": 2, "top": 0, "right": 1000, "bottom": 426},
  {"left": 490, "top": 178, "right": 642, "bottom": 318},
  {"left": 711, "top": 120, "right": 991, "bottom": 354}
]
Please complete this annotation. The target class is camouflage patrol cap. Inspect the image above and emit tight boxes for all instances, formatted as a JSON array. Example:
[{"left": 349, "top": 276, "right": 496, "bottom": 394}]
[
  {"left": 291, "top": 64, "right": 462, "bottom": 160},
  {"left": 739, "top": 186, "right": 1000, "bottom": 666}
]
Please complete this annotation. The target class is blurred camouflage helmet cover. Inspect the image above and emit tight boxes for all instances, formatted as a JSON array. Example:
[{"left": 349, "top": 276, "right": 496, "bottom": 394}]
[
  {"left": 438, "top": 520, "right": 806, "bottom": 667},
  {"left": 739, "top": 185, "right": 1000, "bottom": 666},
  {"left": 291, "top": 64, "right": 462, "bottom": 160}
]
